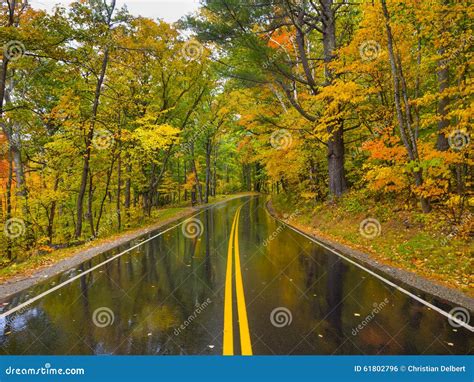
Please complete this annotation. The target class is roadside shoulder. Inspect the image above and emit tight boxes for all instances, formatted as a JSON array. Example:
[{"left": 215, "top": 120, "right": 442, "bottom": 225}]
[
  {"left": 266, "top": 200, "right": 474, "bottom": 312},
  {"left": 0, "top": 193, "right": 255, "bottom": 300}
]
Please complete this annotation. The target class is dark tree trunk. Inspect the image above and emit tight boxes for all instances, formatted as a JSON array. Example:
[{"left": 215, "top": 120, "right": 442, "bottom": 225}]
[
  {"left": 190, "top": 142, "right": 203, "bottom": 203},
  {"left": 5, "top": 143, "right": 13, "bottom": 260},
  {"left": 381, "top": 0, "right": 430, "bottom": 213},
  {"left": 204, "top": 138, "right": 211, "bottom": 203},
  {"left": 321, "top": 0, "right": 347, "bottom": 197},
  {"left": 116, "top": 126, "right": 122, "bottom": 231},
  {"left": 436, "top": 49, "right": 450, "bottom": 151},
  {"left": 75, "top": 48, "right": 110, "bottom": 238},
  {"left": 96, "top": 153, "right": 116, "bottom": 234},
  {"left": 87, "top": 172, "right": 95, "bottom": 238},
  {"left": 212, "top": 144, "right": 218, "bottom": 196},
  {"left": 47, "top": 177, "right": 60, "bottom": 244},
  {"left": 124, "top": 162, "right": 131, "bottom": 210},
  {"left": 327, "top": 124, "right": 346, "bottom": 198}
]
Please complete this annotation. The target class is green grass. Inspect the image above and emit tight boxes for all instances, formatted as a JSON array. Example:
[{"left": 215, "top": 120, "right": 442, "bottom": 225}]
[
  {"left": 0, "top": 193, "right": 250, "bottom": 282},
  {"left": 271, "top": 193, "right": 473, "bottom": 295}
]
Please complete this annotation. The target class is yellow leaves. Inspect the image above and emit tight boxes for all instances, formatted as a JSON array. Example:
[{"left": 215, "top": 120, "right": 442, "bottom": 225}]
[
  {"left": 363, "top": 165, "right": 407, "bottom": 192},
  {"left": 312, "top": 80, "right": 366, "bottom": 136},
  {"left": 413, "top": 178, "right": 448, "bottom": 199},
  {"left": 445, "top": 195, "right": 463, "bottom": 209},
  {"left": 131, "top": 115, "right": 180, "bottom": 163},
  {"left": 50, "top": 91, "right": 81, "bottom": 123},
  {"left": 132, "top": 122, "right": 180, "bottom": 156},
  {"left": 315, "top": 80, "right": 365, "bottom": 105},
  {"left": 300, "top": 191, "right": 317, "bottom": 200}
]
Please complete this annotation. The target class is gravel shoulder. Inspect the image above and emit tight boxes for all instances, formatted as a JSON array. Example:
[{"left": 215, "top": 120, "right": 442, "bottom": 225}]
[{"left": 266, "top": 200, "right": 474, "bottom": 312}]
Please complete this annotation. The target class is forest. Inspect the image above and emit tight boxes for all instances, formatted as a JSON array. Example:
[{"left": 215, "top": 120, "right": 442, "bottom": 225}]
[{"left": 0, "top": 0, "right": 472, "bottom": 290}]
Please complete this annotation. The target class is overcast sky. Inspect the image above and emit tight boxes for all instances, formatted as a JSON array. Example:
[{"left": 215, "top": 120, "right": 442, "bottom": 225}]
[{"left": 29, "top": 0, "right": 201, "bottom": 22}]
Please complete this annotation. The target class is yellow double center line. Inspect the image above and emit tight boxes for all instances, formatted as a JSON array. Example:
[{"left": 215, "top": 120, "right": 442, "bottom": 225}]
[{"left": 223, "top": 205, "right": 253, "bottom": 356}]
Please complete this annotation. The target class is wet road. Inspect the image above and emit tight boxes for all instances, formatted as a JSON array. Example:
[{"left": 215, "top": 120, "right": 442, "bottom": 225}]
[{"left": 0, "top": 196, "right": 473, "bottom": 355}]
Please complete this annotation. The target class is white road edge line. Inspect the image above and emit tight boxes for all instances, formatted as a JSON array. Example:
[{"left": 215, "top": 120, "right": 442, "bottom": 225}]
[
  {"left": 0, "top": 212, "right": 204, "bottom": 319},
  {"left": 278, "top": 218, "right": 474, "bottom": 333}
]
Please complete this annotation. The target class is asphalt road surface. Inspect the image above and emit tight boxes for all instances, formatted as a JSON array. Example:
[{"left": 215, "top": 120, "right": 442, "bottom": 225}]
[{"left": 0, "top": 196, "right": 472, "bottom": 355}]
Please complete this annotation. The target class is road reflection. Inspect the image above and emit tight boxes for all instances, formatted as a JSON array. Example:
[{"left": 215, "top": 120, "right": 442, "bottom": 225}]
[{"left": 0, "top": 196, "right": 472, "bottom": 354}]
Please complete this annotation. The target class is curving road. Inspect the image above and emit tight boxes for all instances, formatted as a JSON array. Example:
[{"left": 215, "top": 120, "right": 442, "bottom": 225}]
[{"left": 0, "top": 196, "right": 472, "bottom": 355}]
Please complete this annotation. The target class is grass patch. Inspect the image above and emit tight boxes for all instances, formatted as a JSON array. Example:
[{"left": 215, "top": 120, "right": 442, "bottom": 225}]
[
  {"left": 0, "top": 193, "right": 250, "bottom": 283},
  {"left": 271, "top": 193, "right": 473, "bottom": 295}
]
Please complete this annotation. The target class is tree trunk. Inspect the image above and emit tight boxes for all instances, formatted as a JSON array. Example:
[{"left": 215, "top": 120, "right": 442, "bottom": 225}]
[
  {"left": 212, "top": 143, "right": 218, "bottom": 196},
  {"left": 381, "top": 0, "right": 430, "bottom": 213},
  {"left": 191, "top": 142, "right": 203, "bottom": 203},
  {"left": 96, "top": 154, "right": 116, "bottom": 235},
  {"left": 327, "top": 124, "right": 346, "bottom": 198},
  {"left": 321, "top": 0, "right": 347, "bottom": 197},
  {"left": 436, "top": 49, "right": 450, "bottom": 151},
  {"left": 204, "top": 138, "right": 211, "bottom": 203},
  {"left": 87, "top": 172, "right": 95, "bottom": 238},
  {"left": 124, "top": 161, "right": 131, "bottom": 211},
  {"left": 47, "top": 177, "right": 60, "bottom": 244},
  {"left": 116, "top": 125, "right": 122, "bottom": 231},
  {"left": 5, "top": 143, "right": 13, "bottom": 260},
  {"left": 75, "top": 48, "right": 110, "bottom": 238}
]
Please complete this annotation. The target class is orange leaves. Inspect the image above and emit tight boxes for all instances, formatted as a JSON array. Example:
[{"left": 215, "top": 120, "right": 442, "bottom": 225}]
[
  {"left": 362, "top": 135, "right": 406, "bottom": 162},
  {"left": 267, "top": 28, "right": 294, "bottom": 51}
]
